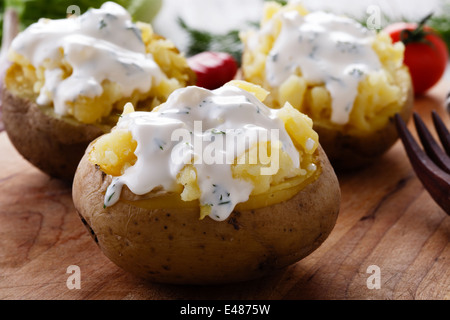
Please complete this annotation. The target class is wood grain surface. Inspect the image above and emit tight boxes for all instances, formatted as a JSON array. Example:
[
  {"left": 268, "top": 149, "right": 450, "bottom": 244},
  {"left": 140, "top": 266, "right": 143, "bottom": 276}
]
[{"left": 0, "top": 81, "right": 449, "bottom": 300}]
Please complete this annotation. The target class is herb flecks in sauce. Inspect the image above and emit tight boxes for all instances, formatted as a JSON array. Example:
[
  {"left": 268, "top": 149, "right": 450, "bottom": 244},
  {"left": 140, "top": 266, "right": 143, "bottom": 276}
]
[
  {"left": 265, "top": 11, "right": 382, "bottom": 125},
  {"left": 99, "top": 18, "right": 107, "bottom": 30},
  {"left": 103, "top": 85, "right": 302, "bottom": 221},
  {"left": 10, "top": 2, "right": 164, "bottom": 118}
]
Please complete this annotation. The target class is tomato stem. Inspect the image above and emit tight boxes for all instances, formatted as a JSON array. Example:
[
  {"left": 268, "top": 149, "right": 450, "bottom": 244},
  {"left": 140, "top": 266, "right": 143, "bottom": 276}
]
[{"left": 400, "top": 12, "right": 435, "bottom": 47}]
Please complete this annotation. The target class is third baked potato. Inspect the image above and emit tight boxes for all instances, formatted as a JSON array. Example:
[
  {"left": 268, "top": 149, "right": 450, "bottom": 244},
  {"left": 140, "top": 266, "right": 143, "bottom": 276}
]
[{"left": 241, "top": 1, "right": 414, "bottom": 170}]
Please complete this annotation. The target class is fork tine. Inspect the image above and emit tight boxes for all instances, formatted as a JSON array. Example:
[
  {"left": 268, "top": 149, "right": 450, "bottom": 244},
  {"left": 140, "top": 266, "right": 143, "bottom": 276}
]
[
  {"left": 395, "top": 114, "right": 450, "bottom": 215},
  {"left": 431, "top": 110, "right": 450, "bottom": 156},
  {"left": 413, "top": 112, "right": 450, "bottom": 174}
]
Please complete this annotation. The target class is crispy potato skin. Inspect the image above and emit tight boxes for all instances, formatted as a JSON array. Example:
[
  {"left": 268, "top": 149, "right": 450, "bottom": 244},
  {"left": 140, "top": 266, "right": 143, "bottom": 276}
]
[
  {"left": 73, "top": 145, "right": 341, "bottom": 285},
  {"left": 314, "top": 68, "right": 414, "bottom": 171},
  {"left": 1, "top": 85, "right": 106, "bottom": 181}
]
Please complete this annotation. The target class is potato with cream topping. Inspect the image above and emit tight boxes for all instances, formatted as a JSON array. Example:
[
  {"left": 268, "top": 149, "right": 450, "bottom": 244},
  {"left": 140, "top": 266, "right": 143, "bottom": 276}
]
[
  {"left": 241, "top": 2, "right": 414, "bottom": 170},
  {"left": 72, "top": 81, "right": 341, "bottom": 284},
  {"left": 1, "top": 2, "right": 195, "bottom": 181}
]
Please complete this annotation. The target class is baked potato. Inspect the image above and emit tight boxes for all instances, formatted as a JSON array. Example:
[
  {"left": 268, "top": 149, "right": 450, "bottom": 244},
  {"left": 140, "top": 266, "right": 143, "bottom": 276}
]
[
  {"left": 1, "top": 2, "right": 195, "bottom": 181},
  {"left": 241, "top": 2, "right": 414, "bottom": 171},
  {"left": 72, "top": 81, "right": 341, "bottom": 285}
]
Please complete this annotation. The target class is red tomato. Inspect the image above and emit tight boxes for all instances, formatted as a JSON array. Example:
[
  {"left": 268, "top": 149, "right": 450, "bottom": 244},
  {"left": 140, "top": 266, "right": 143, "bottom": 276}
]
[
  {"left": 384, "top": 21, "right": 449, "bottom": 95},
  {"left": 187, "top": 52, "right": 238, "bottom": 90}
]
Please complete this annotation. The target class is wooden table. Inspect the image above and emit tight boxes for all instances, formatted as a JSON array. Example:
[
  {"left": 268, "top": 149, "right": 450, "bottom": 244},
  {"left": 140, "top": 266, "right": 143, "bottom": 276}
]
[{"left": 0, "top": 81, "right": 448, "bottom": 300}]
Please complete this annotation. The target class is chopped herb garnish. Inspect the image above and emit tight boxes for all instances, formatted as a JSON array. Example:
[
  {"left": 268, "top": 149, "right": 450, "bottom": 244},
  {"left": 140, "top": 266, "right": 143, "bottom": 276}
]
[
  {"left": 106, "top": 192, "right": 115, "bottom": 204},
  {"left": 336, "top": 40, "right": 359, "bottom": 54},
  {"left": 349, "top": 68, "right": 364, "bottom": 78},
  {"left": 265, "top": 0, "right": 287, "bottom": 5},
  {"left": 211, "top": 129, "right": 226, "bottom": 135},
  {"left": 309, "top": 46, "right": 319, "bottom": 59},
  {"left": 120, "top": 62, "right": 145, "bottom": 75},
  {"left": 105, "top": 13, "right": 117, "bottom": 20},
  {"left": 270, "top": 53, "right": 279, "bottom": 62},
  {"left": 154, "top": 138, "right": 166, "bottom": 151},
  {"left": 218, "top": 201, "right": 231, "bottom": 205},
  {"left": 126, "top": 26, "right": 143, "bottom": 43},
  {"left": 99, "top": 18, "right": 107, "bottom": 29},
  {"left": 329, "top": 76, "right": 344, "bottom": 85}
]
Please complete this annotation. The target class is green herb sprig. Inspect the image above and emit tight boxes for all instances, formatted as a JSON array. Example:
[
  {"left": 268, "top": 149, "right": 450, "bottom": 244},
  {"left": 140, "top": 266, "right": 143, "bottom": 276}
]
[
  {"left": 178, "top": 17, "right": 243, "bottom": 66},
  {"left": 428, "top": 3, "right": 450, "bottom": 52},
  {"left": 177, "top": 1, "right": 288, "bottom": 66}
]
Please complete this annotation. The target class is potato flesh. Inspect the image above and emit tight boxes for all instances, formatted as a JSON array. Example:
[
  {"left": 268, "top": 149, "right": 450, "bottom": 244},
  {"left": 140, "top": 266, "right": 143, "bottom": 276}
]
[
  {"left": 241, "top": 2, "right": 408, "bottom": 135},
  {"left": 5, "top": 23, "right": 194, "bottom": 125}
]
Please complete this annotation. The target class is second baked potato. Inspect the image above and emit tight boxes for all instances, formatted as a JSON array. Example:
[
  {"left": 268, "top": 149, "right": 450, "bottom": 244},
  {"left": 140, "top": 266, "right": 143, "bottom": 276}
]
[
  {"left": 2, "top": 2, "right": 195, "bottom": 181},
  {"left": 241, "top": 2, "right": 414, "bottom": 170}
]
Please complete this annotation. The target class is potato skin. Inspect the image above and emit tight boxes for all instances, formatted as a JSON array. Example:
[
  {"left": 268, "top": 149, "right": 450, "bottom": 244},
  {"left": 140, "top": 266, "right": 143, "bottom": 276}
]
[
  {"left": 1, "top": 85, "right": 107, "bottom": 181},
  {"left": 73, "top": 145, "right": 341, "bottom": 285},
  {"left": 313, "top": 68, "right": 414, "bottom": 171}
]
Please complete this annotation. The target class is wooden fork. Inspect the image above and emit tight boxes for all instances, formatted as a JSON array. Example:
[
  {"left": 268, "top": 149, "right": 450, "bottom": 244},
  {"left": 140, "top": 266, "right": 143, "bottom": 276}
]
[{"left": 395, "top": 111, "right": 450, "bottom": 215}]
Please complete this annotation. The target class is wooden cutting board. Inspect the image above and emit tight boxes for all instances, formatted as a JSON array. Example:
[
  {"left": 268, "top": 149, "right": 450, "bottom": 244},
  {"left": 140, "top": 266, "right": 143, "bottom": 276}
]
[{"left": 0, "top": 81, "right": 449, "bottom": 300}]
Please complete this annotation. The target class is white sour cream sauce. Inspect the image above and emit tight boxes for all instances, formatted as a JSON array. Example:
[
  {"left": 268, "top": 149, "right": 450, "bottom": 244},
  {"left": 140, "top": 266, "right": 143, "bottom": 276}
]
[
  {"left": 104, "top": 85, "right": 307, "bottom": 221},
  {"left": 9, "top": 2, "right": 164, "bottom": 117},
  {"left": 264, "top": 11, "right": 382, "bottom": 125}
]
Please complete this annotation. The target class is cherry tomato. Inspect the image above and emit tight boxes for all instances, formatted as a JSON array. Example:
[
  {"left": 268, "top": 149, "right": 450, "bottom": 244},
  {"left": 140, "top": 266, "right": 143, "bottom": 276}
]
[
  {"left": 384, "top": 18, "right": 449, "bottom": 95},
  {"left": 187, "top": 51, "right": 238, "bottom": 90}
]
